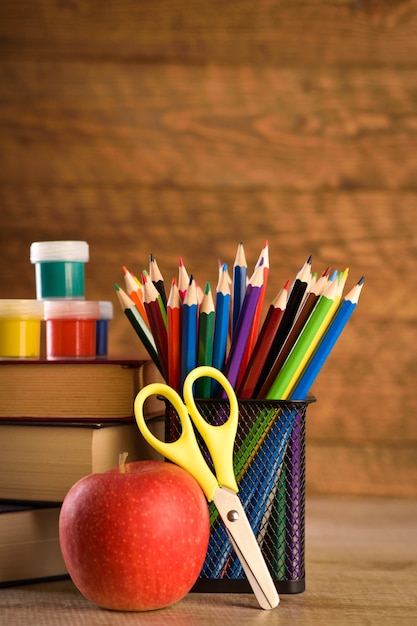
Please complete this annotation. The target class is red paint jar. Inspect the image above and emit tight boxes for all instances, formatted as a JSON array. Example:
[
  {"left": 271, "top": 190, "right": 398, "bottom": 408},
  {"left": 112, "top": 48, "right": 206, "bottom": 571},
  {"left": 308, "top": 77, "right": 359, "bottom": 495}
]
[{"left": 44, "top": 301, "right": 100, "bottom": 359}]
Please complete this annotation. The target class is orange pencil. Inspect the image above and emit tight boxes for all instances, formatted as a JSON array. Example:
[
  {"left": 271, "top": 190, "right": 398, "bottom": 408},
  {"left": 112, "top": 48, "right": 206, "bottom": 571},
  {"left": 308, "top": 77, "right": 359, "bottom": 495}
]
[{"left": 122, "top": 266, "right": 150, "bottom": 328}]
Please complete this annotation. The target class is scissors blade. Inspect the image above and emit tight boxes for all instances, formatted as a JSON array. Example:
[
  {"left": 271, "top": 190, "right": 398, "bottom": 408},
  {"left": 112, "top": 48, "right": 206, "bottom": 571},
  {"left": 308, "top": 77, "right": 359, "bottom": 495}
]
[{"left": 213, "top": 487, "right": 280, "bottom": 610}]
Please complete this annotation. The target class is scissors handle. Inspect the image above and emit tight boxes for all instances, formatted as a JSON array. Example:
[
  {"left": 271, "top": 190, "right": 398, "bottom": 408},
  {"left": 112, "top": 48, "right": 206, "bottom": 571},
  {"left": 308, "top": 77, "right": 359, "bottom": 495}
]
[
  {"left": 182, "top": 366, "right": 238, "bottom": 494},
  {"left": 134, "top": 366, "right": 239, "bottom": 501},
  {"left": 135, "top": 382, "right": 218, "bottom": 500}
]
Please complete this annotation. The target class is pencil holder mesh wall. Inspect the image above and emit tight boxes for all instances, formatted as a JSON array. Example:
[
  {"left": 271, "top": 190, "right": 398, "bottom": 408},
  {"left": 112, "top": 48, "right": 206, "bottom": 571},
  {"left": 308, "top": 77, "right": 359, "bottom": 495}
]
[{"left": 165, "top": 396, "right": 314, "bottom": 594}]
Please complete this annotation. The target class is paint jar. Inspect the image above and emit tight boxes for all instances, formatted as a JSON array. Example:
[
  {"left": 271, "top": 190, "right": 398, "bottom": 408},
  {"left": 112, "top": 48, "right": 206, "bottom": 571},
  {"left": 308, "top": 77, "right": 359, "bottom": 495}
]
[
  {"left": 96, "top": 301, "right": 113, "bottom": 357},
  {"left": 44, "top": 300, "right": 100, "bottom": 359},
  {"left": 0, "top": 300, "right": 44, "bottom": 358},
  {"left": 30, "top": 241, "right": 89, "bottom": 299}
]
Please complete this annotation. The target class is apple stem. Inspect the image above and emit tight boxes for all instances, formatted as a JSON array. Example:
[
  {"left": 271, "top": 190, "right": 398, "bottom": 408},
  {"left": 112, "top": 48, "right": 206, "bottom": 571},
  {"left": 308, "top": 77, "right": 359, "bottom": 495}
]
[{"left": 119, "top": 451, "right": 128, "bottom": 473}]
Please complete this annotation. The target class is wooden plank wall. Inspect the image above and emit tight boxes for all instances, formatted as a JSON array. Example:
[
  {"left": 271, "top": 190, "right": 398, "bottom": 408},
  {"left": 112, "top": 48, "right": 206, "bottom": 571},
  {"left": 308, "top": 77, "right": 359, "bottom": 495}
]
[{"left": 0, "top": 1, "right": 416, "bottom": 497}]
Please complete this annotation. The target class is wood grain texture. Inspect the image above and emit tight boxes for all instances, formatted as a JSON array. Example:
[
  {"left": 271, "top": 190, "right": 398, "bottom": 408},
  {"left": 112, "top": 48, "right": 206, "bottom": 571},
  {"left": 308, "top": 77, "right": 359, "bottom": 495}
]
[
  {"left": 1, "top": 63, "right": 417, "bottom": 190},
  {"left": 0, "top": 0, "right": 416, "bottom": 497},
  {"left": 1, "top": 0, "right": 417, "bottom": 64}
]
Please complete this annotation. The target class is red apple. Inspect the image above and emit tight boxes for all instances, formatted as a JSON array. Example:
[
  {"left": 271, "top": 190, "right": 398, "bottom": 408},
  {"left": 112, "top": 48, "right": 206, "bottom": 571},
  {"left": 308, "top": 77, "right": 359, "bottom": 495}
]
[{"left": 59, "top": 459, "right": 210, "bottom": 611}]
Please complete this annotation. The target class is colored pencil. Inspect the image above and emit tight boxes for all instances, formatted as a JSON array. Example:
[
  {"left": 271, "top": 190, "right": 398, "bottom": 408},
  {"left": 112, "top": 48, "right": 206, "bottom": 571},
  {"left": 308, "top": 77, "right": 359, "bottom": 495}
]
[
  {"left": 211, "top": 263, "right": 231, "bottom": 396},
  {"left": 114, "top": 283, "right": 162, "bottom": 374},
  {"left": 254, "top": 256, "right": 312, "bottom": 397},
  {"left": 238, "top": 280, "right": 289, "bottom": 399},
  {"left": 236, "top": 241, "right": 270, "bottom": 388},
  {"left": 257, "top": 271, "right": 326, "bottom": 398},
  {"left": 266, "top": 277, "right": 340, "bottom": 400},
  {"left": 221, "top": 264, "right": 264, "bottom": 392},
  {"left": 178, "top": 257, "right": 189, "bottom": 302},
  {"left": 291, "top": 276, "right": 364, "bottom": 400},
  {"left": 181, "top": 275, "right": 199, "bottom": 386},
  {"left": 149, "top": 253, "right": 167, "bottom": 309},
  {"left": 196, "top": 282, "right": 215, "bottom": 398},
  {"left": 232, "top": 242, "right": 247, "bottom": 336},
  {"left": 142, "top": 273, "right": 169, "bottom": 381},
  {"left": 122, "top": 266, "right": 150, "bottom": 328},
  {"left": 167, "top": 277, "right": 182, "bottom": 392}
]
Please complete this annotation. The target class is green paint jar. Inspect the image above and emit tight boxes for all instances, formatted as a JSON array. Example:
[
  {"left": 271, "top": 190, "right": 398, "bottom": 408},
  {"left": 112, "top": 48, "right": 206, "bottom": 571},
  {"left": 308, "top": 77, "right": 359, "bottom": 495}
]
[{"left": 30, "top": 241, "right": 89, "bottom": 299}]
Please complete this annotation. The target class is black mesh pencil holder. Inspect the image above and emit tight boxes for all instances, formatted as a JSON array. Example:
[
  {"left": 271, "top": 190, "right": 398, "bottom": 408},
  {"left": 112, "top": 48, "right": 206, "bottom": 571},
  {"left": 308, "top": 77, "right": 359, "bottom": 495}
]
[{"left": 165, "top": 396, "right": 315, "bottom": 594}]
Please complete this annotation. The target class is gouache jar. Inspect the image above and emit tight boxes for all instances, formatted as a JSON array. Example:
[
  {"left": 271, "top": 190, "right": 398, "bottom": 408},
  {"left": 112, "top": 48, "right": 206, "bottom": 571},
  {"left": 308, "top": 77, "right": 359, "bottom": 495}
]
[
  {"left": 0, "top": 300, "right": 44, "bottom": 358},
  {"left": 30, "top": 241, "right": 89, "bottom": 299},
  {"left": 96, "top": 301, "right": 113, "bottom": 357},
  {"left": 44, "top": 300, "right": 100, "bottom": 359}
]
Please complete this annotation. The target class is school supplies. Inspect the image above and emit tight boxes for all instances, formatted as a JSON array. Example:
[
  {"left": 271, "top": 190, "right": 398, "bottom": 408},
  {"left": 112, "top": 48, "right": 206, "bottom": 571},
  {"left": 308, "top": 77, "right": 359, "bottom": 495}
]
[
  {"left": 118, "top": 244, "right": 363, "bottom": 404},
  {"left": 196, "top": 282, "right": 215, "bottom": 398},
  {"left": 114, "top": 284, "right": 162, "bottom": 374},
  {"left": 167, "top": 278, "right": 181, "bottom": 392},
  {"left": 291, "top": 276, "right": 365, "bottom": 400},
  {"left": 134, "top": 366, "right": 280, "bottom": 610}
]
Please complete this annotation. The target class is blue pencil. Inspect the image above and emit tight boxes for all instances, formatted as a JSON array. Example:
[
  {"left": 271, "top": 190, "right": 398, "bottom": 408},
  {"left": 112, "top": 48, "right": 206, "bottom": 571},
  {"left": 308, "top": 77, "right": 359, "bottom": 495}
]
[
  {"left": 211, "top": 264, "right": 231, "bottom": 395},
  {"left": 232, "top": 242, "right": 247, "bottom": 337},
  {"left": 180, "top": 275, "right": 198, "bottom": 386},
  {"left": 290, "top": 276, "right": 365, "bottom": 400}
]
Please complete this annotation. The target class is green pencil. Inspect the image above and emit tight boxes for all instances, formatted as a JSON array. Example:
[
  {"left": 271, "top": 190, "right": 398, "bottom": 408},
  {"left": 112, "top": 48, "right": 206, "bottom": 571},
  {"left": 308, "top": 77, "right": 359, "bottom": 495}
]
[
  {"left": 266, "top": 278, "right": 341, "bottom": 400},
  {"left": 196, "top": 282, "right": 215, "bottom": 398},
  {"left": 114, "top": 283, "right": 163, "bottom": 375}
]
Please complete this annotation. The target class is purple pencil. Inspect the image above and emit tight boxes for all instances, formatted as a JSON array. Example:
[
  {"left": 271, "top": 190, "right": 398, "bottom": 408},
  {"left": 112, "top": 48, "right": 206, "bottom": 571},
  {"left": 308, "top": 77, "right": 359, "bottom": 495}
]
[{"left": 221, "top": 264, "right": 264, "bottom": 392}]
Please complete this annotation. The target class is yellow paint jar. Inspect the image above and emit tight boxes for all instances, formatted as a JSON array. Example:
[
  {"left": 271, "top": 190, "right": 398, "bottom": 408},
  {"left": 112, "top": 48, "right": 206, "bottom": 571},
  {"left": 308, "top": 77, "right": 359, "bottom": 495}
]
[{"left": 0, "top": 300, "right": 44, "bottom": 358}]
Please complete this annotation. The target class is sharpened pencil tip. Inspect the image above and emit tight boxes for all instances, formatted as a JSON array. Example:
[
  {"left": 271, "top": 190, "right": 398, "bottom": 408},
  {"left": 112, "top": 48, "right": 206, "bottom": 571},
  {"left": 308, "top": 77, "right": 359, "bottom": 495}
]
[
  {"left": 114, "top": 283, "right": 120, "bottom": 290},
  {"left": 358, "top": 275, "right": 365, "bottom": 285}
]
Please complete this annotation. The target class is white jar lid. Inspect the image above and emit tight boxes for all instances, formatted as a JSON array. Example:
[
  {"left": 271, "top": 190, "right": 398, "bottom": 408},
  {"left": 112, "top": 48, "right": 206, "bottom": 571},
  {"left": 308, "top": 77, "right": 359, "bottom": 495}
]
[
  {"left": 0, "top": 299, "right": 44, "bottom": 319},
  {"left": 44, "top": 300, "right": 100, "bottom": 320},
  {"left": 30, "top": 241, "right": 89, "bottom": 263},
  {"left": 98, "top": 301, "right": 114, "bottom": 320}
]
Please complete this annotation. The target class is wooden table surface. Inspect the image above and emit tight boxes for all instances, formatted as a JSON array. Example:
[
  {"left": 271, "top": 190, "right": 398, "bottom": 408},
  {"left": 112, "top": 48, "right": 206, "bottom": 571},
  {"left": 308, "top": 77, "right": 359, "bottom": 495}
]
[{"left": 1, "top": 496, "right": 416, "bottom": 625}]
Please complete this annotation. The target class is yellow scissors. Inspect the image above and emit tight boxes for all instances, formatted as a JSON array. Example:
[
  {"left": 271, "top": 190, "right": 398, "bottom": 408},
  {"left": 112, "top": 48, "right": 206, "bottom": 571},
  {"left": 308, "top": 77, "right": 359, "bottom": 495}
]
[{"left": 134, "top": 365, "right": 279, "bottom": 610}]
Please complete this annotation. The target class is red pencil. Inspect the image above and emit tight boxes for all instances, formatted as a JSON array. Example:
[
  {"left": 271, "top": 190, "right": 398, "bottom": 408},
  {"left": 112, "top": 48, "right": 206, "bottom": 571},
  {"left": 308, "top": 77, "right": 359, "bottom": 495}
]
[
  {"left": 178, "top": 257, "right": 189, "bottom": 302},
  {"left": 237, "top": 279, "right": 289, "bottom": 399},
  {"left": 167, "top": 277, "right": 182, "bottom": 392},
  {"left": 142, "top": 273, "right": 169, "bottom": 381}
]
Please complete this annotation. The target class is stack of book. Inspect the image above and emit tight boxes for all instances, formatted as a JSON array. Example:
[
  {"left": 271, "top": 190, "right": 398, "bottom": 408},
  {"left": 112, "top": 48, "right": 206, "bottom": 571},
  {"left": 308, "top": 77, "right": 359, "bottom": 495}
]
[{"left": 0, "top": 358, "right": 164, "bottom": 586}]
